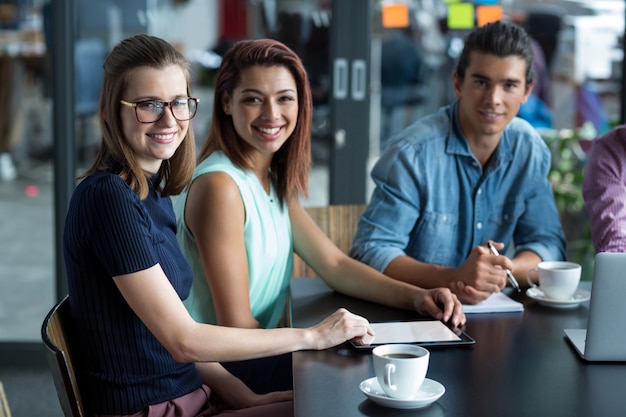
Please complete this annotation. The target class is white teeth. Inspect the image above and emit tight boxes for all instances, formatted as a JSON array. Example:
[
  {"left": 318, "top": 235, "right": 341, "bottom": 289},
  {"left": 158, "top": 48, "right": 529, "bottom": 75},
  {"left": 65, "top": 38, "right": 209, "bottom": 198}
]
[
  {"left": 258, "top": 127, "right": 280, "bottom": 135},
  {"left": 152, "top": 133, "right": 174, "bottom": 140}
]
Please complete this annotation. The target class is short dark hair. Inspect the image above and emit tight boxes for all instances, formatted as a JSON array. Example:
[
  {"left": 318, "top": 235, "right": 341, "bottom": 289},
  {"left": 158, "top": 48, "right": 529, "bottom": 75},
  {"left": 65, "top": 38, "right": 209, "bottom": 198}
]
[{"left": 455, "top": 20, "right": 534, "bottom": 87}]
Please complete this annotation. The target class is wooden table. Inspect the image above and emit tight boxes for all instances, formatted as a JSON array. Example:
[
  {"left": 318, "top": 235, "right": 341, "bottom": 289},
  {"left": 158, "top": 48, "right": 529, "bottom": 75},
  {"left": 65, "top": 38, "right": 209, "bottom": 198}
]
[{"left": 290, "top": 278, "right": 626, "bottom": 417}]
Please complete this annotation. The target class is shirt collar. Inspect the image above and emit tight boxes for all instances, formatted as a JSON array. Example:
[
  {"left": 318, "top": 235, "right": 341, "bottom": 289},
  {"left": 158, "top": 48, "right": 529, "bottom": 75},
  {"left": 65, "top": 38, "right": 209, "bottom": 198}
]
[
  {"left": 446, "top": 101, "right": 473, "bottom": 157},
  {"left": 446, "top": 101, "right": 514, "bottom": 170}
]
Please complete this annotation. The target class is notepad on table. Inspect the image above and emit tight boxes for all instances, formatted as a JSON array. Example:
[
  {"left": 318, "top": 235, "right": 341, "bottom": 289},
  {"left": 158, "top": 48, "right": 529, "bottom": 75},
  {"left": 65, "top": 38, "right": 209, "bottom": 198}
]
[{"left": 462, "top": 291, "right": 524, "bottom": 313}]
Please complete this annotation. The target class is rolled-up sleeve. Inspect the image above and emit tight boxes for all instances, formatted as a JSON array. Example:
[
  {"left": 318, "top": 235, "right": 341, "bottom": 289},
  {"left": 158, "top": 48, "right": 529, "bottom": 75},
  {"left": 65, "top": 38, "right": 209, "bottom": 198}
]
[
  {"left": 350, "top": 139, "right": 422, "bottom": 272},
  {"left": 511, "top": 142, "right": 567, "bottom": 261}
]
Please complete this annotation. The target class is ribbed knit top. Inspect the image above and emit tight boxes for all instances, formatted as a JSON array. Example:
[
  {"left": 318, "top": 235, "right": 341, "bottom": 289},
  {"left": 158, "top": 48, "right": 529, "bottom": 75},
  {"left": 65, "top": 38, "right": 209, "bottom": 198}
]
[{"left": 63, "top": 170, "right": 201, "bottom": 415}]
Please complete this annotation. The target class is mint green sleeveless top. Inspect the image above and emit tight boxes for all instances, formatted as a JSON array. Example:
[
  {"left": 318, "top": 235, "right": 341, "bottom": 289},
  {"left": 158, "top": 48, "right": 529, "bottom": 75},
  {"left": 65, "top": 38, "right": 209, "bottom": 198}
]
[{"left": 174, "top": 151, "right": 293, "bottom": 329}]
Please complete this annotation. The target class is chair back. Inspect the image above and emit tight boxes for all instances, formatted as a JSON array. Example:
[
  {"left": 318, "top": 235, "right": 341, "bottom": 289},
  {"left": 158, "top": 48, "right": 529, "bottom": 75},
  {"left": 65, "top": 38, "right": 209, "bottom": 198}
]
[
  {"left": 292, "top": 204, "right": 367, "bottom": 277},
  {"left": 41, "top": 296, "right": 86, "bottom": 417},
  {"left": 0, "top": 382, "right": 11, "bottom": 417}
]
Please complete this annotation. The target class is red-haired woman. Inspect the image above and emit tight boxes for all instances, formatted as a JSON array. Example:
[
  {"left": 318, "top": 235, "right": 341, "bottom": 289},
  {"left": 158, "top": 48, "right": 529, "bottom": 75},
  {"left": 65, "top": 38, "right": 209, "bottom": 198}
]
[{"left": 174, "top": 38, "right": 465, "bottom": 393}]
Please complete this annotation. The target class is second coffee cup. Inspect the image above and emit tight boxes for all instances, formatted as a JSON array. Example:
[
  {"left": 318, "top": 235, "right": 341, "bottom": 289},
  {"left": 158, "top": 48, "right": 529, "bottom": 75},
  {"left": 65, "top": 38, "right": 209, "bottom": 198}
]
[{"left": 526, "top": 261, "right": 581, "bottom": 300}]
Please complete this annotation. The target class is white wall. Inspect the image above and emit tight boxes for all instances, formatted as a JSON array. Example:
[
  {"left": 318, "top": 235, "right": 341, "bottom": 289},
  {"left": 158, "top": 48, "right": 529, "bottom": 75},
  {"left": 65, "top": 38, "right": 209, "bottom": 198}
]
[{"left": 147, "top": 0, "right": 220, "bottom": 53}]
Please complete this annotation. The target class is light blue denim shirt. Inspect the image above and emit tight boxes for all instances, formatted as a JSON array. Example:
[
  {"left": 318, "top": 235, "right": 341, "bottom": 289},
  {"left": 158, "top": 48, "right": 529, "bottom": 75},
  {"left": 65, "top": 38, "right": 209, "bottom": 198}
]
[{"left": 350, "top": 102, "right": 566, "bottom": 273}]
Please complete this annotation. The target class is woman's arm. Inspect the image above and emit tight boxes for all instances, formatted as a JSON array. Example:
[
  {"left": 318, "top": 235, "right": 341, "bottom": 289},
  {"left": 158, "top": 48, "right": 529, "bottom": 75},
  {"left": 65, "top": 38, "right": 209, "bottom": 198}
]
[
  {"left": 113, "top": 264, "right": 375, "bottom": 363},
  {"left": 184, "top": 171, "right": 260, "bottom": 328},
  {"left": 195, "top": 362, "right": 292, "bottom": 409},
  {"left": 289, "top": 200, "right": 466, "bottom": 327}
]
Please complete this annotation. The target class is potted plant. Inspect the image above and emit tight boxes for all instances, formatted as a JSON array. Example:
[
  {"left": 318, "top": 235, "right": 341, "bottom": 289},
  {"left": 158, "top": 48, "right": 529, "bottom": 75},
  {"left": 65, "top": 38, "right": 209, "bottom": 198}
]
[{"left": 540, "top": 123, "right": 595, "bottom": 280}]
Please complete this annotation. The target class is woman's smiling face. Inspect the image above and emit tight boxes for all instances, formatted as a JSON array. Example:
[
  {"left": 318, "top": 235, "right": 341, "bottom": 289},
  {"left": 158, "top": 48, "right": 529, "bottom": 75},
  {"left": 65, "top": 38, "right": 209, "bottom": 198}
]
[
  {"left": 222, "top": 65, "right": 299, "bottom": 159},
  {"left": 120, "top": 64, "right": 190, "bottom": 174}
]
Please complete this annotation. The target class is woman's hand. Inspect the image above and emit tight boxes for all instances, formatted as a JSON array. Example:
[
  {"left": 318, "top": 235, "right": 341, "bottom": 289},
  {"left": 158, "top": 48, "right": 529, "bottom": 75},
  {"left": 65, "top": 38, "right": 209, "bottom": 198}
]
[
  {"left": 245, "top": 390, "right": 293, "bottom": 407},
  {"left": 413, "top": 287, "right": 466, "bottom": 328},
  {"left": 218, "top": 389, "right": 292, "bottom": 410},
  {"left": 197, "top": 362, "right": 293, "bottom": 410},
  {"left": 306, "top": 308, "right": 375, "bottom": 350}
]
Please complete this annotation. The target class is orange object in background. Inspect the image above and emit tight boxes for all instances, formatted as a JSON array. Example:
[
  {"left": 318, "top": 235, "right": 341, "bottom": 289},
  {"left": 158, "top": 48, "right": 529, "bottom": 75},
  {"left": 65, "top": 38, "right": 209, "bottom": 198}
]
[
  {"left": 382, "top": 3, "right": 410, "bottom": 28},
  {"left": 477, "top": 5, "right": 503, "bottom": 27}
]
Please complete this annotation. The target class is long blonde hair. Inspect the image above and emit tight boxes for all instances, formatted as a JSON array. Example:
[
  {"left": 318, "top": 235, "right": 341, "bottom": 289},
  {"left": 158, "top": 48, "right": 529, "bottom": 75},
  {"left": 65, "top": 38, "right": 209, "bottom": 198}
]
[{"left": 81, "top": 34, "right": 196, "bottom": 199}]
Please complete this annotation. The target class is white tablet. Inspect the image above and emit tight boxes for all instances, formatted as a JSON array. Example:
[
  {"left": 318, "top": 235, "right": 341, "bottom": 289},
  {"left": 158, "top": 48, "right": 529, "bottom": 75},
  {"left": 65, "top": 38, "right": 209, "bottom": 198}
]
[{"left": 350, "top": 320, "right": 475, "bottom": 349}]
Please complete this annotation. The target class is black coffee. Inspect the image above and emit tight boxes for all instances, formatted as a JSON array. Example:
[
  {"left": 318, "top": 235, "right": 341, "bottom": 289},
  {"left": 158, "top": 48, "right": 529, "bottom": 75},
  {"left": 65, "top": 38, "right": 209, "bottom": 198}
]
[{"left": 383, "top": 353, "right": 419, "bottom": 359}]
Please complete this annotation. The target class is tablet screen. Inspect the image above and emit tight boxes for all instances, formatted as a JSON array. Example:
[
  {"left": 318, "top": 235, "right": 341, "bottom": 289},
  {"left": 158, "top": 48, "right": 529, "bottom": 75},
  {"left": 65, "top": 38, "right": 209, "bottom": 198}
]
[{"left": 350, "top": 320, "right": 475, "bottom": 349}]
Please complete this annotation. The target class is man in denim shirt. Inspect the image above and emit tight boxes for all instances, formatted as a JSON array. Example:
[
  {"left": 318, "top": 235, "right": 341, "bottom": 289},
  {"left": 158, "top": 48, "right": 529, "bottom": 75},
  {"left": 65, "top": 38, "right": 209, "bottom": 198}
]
[{"left": 350, "top": 21, "right": 566, "bottom": 304}]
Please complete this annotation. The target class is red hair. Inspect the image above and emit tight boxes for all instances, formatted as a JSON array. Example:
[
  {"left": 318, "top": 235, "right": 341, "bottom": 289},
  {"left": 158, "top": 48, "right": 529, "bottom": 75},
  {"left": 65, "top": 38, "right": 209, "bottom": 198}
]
[{"left": 198, "top": 38, "right": 312, "bottom": 203}]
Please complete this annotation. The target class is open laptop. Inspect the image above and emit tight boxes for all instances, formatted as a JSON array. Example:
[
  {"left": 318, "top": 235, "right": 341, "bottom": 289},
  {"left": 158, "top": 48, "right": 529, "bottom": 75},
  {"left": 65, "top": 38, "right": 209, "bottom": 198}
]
[{"left": 564, "top": 252, "right": 626, "bottom": 361}]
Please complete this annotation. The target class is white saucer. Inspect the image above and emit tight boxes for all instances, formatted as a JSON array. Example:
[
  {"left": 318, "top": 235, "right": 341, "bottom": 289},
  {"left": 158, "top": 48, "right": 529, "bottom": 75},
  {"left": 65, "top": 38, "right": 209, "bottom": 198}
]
[
  {"left": 526, "top": 287, "right": 591, "bottom": 309},
  {"left": 359, "top": 377, "right": 445, "bottom": 409}
]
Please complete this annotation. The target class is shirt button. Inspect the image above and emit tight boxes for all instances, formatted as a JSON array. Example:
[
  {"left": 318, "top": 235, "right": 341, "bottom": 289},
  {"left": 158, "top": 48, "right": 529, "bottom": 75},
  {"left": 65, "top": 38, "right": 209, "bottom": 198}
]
[
  {"left": 477, "top": 188, "right": 482, "bottom": 195},
  {"left": 477, "top": 222, "right": 483, "bottom": 229}
]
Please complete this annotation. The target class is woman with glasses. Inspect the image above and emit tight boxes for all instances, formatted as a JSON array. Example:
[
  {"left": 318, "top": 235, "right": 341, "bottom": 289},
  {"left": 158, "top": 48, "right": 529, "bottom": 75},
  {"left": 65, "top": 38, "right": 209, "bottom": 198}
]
[
  {"left": 63, "top": 34, "right": 376, "bottom": 417},
  {"left": 174, "top": 38, "right": 466, "bottom": 394}
]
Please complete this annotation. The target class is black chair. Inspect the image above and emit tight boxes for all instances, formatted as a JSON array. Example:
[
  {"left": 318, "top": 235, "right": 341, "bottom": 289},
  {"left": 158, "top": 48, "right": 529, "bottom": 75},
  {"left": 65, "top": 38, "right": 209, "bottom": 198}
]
[{"left": 41, "top": 295, "right": 86, "bottom": 417}]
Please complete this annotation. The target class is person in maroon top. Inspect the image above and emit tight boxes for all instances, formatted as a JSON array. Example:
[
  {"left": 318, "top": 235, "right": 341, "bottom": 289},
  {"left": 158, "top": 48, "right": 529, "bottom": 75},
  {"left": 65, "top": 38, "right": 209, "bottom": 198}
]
[{"left": 582, "top": 125, "right": 626, "bottom": 253}]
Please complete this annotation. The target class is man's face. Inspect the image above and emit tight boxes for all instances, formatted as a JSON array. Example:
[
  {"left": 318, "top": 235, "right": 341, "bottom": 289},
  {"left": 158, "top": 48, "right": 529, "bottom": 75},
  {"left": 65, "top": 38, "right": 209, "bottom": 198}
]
[{"left": 453, "top": 51, "right": 533, "bottom": 144}]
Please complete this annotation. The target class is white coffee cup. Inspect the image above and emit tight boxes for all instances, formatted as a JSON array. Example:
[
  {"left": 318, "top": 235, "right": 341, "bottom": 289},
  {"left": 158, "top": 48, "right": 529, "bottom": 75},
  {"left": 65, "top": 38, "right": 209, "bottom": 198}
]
[
  {"left": 526, "top": 261, "right": 581, "bottom": 300},
  {"left": 372, "top": 344, "right": 429, "bottom": 399}
]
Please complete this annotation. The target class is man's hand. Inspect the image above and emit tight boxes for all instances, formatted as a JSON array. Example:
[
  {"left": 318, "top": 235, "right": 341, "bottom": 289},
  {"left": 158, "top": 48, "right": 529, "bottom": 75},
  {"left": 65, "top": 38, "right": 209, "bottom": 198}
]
[{"left": 450, "top": 243, "right": 510, "bottom": 304}]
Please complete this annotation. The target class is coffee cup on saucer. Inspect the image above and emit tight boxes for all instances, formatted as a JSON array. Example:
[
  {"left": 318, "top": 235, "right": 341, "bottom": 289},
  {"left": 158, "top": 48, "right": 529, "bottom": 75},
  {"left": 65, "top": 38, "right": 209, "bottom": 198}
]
[
  {"left": 526, "top": 261, "right": 581, "bottom": 300},
  {"left": 372, "top": 344, "right": 429, "bottom": 399}
]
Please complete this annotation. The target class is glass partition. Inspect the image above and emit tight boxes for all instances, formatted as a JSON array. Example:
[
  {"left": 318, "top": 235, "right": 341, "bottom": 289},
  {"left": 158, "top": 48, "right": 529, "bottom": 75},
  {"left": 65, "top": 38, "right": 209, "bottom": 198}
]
[
  {"left": 0, "top": 0, "right": 220, "bottom": 345},
  {"left": 1, "top": 0, "right": 622, "bottom": 344}
]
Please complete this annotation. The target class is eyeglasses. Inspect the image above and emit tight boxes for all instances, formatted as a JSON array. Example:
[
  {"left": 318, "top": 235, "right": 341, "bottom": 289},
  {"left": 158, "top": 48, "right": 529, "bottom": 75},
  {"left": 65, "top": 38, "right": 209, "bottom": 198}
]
[{"left": 120, "top": 97, "right": 199, "bottom": 123}]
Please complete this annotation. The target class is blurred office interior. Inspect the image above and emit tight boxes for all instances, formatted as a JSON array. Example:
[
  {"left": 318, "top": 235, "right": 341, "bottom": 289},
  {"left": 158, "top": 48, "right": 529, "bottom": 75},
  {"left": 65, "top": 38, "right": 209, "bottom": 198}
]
[{"left": 0, "top": 0, "right": 624, "bottom": 413}]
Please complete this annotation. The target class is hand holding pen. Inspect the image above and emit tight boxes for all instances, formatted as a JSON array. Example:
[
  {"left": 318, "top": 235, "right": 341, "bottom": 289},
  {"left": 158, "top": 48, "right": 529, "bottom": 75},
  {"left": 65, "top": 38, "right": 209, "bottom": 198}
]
[{"left": 487, "top": 242, "right": 521, "bottom": 292}]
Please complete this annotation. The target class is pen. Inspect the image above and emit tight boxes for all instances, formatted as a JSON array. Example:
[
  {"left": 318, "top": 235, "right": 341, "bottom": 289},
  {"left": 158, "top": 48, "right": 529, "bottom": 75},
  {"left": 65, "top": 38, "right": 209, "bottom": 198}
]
[{"left": 487, "top": 242, "right": 521, "bottom": 292}]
